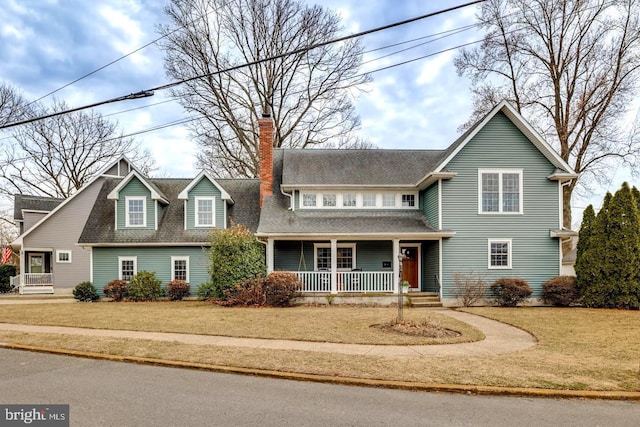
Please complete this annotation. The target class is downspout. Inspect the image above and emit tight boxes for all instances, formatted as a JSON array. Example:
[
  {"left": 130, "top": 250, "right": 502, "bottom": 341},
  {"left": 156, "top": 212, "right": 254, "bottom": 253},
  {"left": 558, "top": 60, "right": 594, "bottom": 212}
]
[{"left": 281, "top": 186, "right": 294, "bottom": 211}]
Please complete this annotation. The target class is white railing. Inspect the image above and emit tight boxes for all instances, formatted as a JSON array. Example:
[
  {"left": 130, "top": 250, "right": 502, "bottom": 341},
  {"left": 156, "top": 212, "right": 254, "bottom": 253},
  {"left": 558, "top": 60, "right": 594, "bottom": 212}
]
[
  {"left": 23, "top": 273, "right": 54, "bottom": 286},
  {"left": 294, "top": 271, "right": 394, "bottom": 293},
  {"left": 10, "top": 275, "right": 20, "bottom": 289}
]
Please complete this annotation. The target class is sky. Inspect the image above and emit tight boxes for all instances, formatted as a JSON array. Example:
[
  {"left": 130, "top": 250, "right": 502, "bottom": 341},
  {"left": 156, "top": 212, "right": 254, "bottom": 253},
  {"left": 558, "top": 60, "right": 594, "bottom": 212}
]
[{"left": 0, "top": 0, "right": 633, "bottom": 226}]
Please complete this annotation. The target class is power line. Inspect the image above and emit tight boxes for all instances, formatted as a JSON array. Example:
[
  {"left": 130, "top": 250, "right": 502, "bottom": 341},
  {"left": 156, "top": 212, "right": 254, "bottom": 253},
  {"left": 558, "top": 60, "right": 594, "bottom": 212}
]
[{"left": 0, "top": 0, "right": 485, "bottom": 131}]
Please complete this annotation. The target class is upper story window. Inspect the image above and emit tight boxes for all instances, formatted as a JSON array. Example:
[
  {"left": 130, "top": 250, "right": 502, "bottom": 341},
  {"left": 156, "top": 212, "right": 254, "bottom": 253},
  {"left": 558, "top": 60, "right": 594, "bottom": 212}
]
[
  {"left": 362, "top": 193, "right": 376, "bottom": 207},
  {"left": 343, "top": 193, "right": 357, "bottom": 207},
  {"left": 56, "top": 250, "right": 72, "bottom": 263},
  {"left": 299, "top": 191, "right": 418, "bottom": 210},
  {"left": 479, "top": 169, "right": 523, "bottom": 214},
  {"left": 322, "top": 194, "right": 337, "bottom": 207},
  {"left": 126, "top": 197, "right": 146, "bottom": 227},
  {"left": 302, "top": 193, "right": 317, "bottom": 207},
  {"left": 402, "top": 194, "right": 415, "bottom": 207},
  {"left": 382, "top": 193, "right": 396, "bottom": 207},
  {"left": 195, "top": 197, "right": 215, "bottom": 227}
]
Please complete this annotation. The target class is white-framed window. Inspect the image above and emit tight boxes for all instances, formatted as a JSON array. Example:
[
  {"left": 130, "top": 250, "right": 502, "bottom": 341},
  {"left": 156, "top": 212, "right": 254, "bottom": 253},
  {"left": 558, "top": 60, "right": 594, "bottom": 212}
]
[
  {"left": 362, "top": 193, "right": 377, "bottom": 207},
  {"left": 322, "top": 193, "right": 337, "bottom": 207},
  {"left": 302, "top": 193, "right": 317, "bottom": 207},
  {"left": 56, "top": 250, "right": 72, "bottom": 263},
  {"left": 171, "top": 256, "right": 189, "bottom": 282},
  {"left": 343, "top": 193, "right": 357, "bottom": 207},
  {"left": 401, "top": 194, "right": 416, "bottom": 207},
  {"left": 314, "top": 243, "right": 357, "bottom": 271},
  {"left": 118, "top": 256, "right": 137, "bottom": 281},
  {"left": 478, "top": 169, "right": 523, "bottom": 214},
  {"left": 195, "top": 197, "right": 215, "bottom": 227},
  {"left": 126, "top": 196, "right": 146, "bottom": 227},
  {"left": 488, "top": 239, "right": 512, "bottom": 269},
  {"left": 382, "top": 193, "right": 396, "bottom": 207}
]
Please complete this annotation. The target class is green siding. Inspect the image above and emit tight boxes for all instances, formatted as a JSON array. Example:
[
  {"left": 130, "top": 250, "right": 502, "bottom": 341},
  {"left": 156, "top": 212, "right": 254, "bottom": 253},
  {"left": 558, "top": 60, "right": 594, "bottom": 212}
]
[
  {"left": 423, "top": 240, "right": 440, "bottom": 292},
  {"left": 440, "top": 111, "right": 561, "bottom": 298},
  {"left": 186, "top": 178, "right": 225, "bottom": 229},
  {"left": 117, "top": 177, "right": 155, "bottom": 230},
  {"left": 93, "top": 246, "right": 210, "bottom": 295},
  {"left": 421, "top": 183, "right": 439, "bottom": 229}
]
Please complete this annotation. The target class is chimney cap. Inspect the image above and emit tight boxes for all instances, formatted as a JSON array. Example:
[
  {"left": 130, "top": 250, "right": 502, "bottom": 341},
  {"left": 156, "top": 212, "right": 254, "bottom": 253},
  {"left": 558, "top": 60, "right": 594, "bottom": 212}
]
[{"left": 261, "top": 113, "right": 271, "bottom": 118}]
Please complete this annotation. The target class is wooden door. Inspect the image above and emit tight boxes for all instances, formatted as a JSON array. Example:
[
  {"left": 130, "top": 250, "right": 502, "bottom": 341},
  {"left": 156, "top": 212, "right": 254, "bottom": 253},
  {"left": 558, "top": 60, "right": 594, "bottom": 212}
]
[{"left": 401, "top": 246, "right": 419, "bottom": 289}]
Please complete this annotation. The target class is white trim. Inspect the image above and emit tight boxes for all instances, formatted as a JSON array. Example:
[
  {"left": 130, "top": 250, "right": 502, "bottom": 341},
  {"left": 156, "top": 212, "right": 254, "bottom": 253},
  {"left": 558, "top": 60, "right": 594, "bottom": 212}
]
[
  {"left": 437, "top": 179, "right": 443, "bottom": 229},
  {"left": 255, "top": 232, "right": 456, "bottom": 239},
  {"left": 392, "top": 239, "right": 400, "bottom": 293},
  {"left": 223, "top": 202, "right": 227, "bottom": 229},
  {"left": 313, "top": 242, "right": 357, "bottom": 272},
  {"left": 154, "top": 200, "right": 158, "bottom": 231},
  {"left": 488, "top": 239, "right": 512, "bottom": 269},
  {"left": 195, "top": 197, "right": 216, "bottom": 227},
  {"left": 107, "top": 170, "right": 169, "bottom": 204},
  {"left": 171, "top": 256, "right": 190, "bottom": 282},
  {"left": 89, "top": 247, "right": 93, "bottom": 284},
  {"left": 438, "top": 237, "right": 443, "bottom": 295},
  {"left": 177, "top": 171, "right": 233, "bottom": 202},
  {"left": 183, "top": 200, "right": 187, "bottom": 230},
  {"left": 298, "top": 190, "right": 419, "bottom": 210},
  {"left": 27, "top": 253, "right": 45, "bottom": 274},
  {"left": 125, "top": 196, "right": 147, "bottom": 227},
  {"left": 56, "top": 250, "right": 72, "bottom": 263},
  {"left": 113, "top": 200, "right": 118, "bottom": 230},
  {"left": 558, "top": 181, "right": 563, "bottom": 229},
  {"left": 478, "top": 169, "right": 523, "bottom": 214},
  {"left": 266, "top": 239, "right": 274, "bottom": 273},
  {"left": 118, "top": 256, "right": 137, "bottom": 281}
]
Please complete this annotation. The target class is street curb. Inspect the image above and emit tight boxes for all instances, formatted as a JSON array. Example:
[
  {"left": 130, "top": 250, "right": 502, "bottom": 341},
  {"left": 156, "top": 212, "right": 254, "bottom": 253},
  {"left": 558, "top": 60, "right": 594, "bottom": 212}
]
[{"left": 2, "top": 342, "right": 639, "bottom": 401}]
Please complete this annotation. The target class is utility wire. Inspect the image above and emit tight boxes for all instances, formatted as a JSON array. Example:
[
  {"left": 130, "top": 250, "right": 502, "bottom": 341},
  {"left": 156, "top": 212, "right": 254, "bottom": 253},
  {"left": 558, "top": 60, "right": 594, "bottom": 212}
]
[{"left": 0, "top": 0, "right": 485, "bottom": 131}]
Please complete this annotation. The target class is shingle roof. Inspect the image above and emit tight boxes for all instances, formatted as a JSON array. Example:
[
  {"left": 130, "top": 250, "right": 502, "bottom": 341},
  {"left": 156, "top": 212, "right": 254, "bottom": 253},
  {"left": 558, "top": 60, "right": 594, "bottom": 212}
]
[
  {"left": 281, "top": 149, "right": 446, "bottom": 187},
  {"left": 78, "top": 178, "right": 260, "bottom": 245},
  {"left": 13, "top": 194, "right": 64, "bottom": 221}
]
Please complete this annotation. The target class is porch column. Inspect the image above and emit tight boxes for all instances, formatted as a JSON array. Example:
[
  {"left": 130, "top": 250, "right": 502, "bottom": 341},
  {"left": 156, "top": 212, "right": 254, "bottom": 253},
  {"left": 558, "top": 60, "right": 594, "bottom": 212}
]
[
  {"left": 266, "top": 239, "right": 274, "bottom": 274},
  {"left": 392, "top": 239, "right": 400, "bottom": 294},
  {"left": 330, "top": 239, "right": 338, "bottom": 295}
]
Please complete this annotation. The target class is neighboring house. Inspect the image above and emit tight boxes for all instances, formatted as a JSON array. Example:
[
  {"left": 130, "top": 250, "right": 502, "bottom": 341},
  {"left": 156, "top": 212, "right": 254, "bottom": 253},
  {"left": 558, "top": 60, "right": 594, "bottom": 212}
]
[
  {"left": 10, "top": 158, "right": 137, "bottom": 294},
  {"left": 256, "top": 101, "right": 578, "bottom": 305},
  {"left": 77, "top": 171, "right": 259, "bottom": 293}
]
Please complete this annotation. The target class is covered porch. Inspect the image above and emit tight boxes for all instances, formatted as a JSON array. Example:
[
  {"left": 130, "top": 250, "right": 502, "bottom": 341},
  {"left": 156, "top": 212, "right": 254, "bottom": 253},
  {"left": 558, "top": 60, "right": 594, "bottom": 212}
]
[
  {"left": 265, "top": 237, "right": 445, "bottom": 295},
  {"left": 11, "top": 250, "right": 54, "bottom": 294}
]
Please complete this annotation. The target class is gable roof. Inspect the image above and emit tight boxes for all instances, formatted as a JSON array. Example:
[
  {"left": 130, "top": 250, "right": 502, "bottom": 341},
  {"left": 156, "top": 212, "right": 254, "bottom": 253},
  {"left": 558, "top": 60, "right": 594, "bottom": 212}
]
[
  {"left": 13, "top": 194, "right": 63, "bottom": 221},
  {"left": 107, "top": 170, "right": 170, "bottom": 204},
  {"left": 177, "top": 171, "right": 233, "bottom": 203},
  {"left": 11, "top": 156, "right": 137, "bottom": 248},
  {"left": 79, "top": 177, "right": 260, "bottom": 245}
]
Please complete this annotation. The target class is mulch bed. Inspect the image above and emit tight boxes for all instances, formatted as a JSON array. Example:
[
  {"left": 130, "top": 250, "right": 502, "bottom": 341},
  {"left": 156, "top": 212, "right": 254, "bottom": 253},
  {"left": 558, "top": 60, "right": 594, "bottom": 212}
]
[{"left": 371, "top": 320, "right": 461, "bottom": 338}]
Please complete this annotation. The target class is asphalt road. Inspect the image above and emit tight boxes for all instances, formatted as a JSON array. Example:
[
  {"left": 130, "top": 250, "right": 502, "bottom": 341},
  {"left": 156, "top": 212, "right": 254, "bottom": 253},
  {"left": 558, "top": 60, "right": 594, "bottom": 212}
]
[{"left": 0, "top": 348, "right": 637, "bottom": 427}]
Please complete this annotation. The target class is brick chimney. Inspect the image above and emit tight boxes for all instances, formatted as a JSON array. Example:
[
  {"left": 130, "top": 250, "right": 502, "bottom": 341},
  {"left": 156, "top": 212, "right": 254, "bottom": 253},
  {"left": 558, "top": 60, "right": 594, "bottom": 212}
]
[{"left": 259, "top": 113, "right": 274, "bottom": 208}]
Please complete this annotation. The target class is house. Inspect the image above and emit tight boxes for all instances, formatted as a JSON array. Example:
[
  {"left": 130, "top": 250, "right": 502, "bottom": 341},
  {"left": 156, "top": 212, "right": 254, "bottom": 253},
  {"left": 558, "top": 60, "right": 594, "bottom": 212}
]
[
  {"left": 10, "top": 101, "right": 577, "bottom": 305},
  {"left": 76, "top": 171, "right": 259, "bottom": 293},
  {"left": 10, "top": 158, "right": 137, "bottom": 294},
  {"left": 256, "top": 101, "right": 578, "bottom": 305}
]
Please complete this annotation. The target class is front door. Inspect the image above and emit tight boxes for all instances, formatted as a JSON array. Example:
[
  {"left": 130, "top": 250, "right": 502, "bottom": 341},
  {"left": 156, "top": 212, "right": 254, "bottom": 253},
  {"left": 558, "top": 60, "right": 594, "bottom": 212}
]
[
  {"left": 401, "top": 246, "right": 419, "bottom": 290},
  {"left": 28, "top": 253, "right": 45, "bottom": 273}
]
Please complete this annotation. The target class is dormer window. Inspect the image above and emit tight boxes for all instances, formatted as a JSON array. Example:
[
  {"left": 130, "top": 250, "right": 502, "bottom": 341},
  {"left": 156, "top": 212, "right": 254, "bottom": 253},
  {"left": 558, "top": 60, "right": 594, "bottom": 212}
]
[
  {"left": 195, "top": 197, "right": 215, "bottom": 227},
  {"left": 126, "top": 197, "right": 146, "bottom": 227}
]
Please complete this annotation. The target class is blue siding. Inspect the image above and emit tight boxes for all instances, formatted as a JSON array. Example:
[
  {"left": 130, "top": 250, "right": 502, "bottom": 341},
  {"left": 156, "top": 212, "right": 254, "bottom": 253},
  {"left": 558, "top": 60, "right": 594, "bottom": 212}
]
[
  {"left": 116, "top": 177, "right": 155, "bottom": 230},
  {"left": 421, "top": 182, "right": 439, "bottom": 229},
  {"left": 185, "top": 178, "right": 225, "bottom": 229}
]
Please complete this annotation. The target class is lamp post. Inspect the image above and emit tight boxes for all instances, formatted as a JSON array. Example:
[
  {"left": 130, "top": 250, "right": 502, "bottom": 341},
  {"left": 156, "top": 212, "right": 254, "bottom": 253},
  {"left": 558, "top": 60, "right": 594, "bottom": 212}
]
[{"left": 397, "top": 252, "right": 404, "bottom": 322}]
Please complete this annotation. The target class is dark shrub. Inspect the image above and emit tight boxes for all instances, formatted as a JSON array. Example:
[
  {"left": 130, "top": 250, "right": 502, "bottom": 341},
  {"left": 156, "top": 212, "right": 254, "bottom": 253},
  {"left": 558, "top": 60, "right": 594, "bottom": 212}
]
[
  {"left": 127, "top": 271, "right": 164, "bottom": 301},
  {"left": 490, "top": 278, "right": 532, "bottom": 307},
  {"left": 167, "top": 280, "right": 190, "bottom": 301},
  {"left": 542, "top": 276, "right": 578, "bottom": 307},
  {"left": 0, "top": 264, "right": 17, "bottom": 293},
  {"left": 196, "top": 281, "right": 217, "bottom": 300},
  {"left": 263, "top": 272, "right": 302, "bottom": 307},
  {"left": 220, "top": 272, "right": 301, "bottom": 307},
  {"left": 104, "top": 279, "right": 128, "bottom": 302},
  {"left": 73, "top": 281, "right": 99, "bottom": 302}
]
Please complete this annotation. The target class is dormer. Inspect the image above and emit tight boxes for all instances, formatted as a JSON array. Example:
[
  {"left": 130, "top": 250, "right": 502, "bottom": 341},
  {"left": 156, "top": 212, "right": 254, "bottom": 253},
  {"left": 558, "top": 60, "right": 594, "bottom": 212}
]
[
  {"left": 107, "top": 171, "right": 169, "bottom": 230},
  {"left": 178, "top": 171, "right": 233, "bottom": 230}
]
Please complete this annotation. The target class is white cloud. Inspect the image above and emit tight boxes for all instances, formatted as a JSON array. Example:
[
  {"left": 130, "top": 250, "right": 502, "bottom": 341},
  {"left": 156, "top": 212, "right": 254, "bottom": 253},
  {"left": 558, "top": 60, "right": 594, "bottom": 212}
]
[{"left": 415, "top": 51, "right": 454, "bottom": 85}]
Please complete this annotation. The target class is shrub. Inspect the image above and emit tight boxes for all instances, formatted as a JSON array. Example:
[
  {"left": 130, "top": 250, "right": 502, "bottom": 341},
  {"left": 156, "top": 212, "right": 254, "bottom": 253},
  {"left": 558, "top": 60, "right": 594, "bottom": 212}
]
[
  {"left": 167, "top": 280, "right": 190, "bottom": 301},
  {"left": 452, "top": 272, "right": 488, "bottom": 306},
  {"left": 263, "top": 272, "right": 302, "bottom": 307},
  {"left": 127, "top": 271, "right": 164, "bottom": 301},
  {"left": 490, "top": 278, "right": 532, "bottom": 307},
  {"left": 0, "top": 264, "right": 16, "bottom": 293},
  {"left": 196, "top": 281, "right": 217, "bottom": 300},
  {"left": 220, "top": 272, "right": 301, "bottom": 307},
  {"left": 542, "top": 276, "right": 578, "bottom": 307},
  {"left": 208, "top": 224, "right": 266, "bottom": 299},
  {"left": 104, "top": 279, "right": 128, "bottom": 302},
  {"left": 73, "top": 281, "right": 99, "bottom": 302}
]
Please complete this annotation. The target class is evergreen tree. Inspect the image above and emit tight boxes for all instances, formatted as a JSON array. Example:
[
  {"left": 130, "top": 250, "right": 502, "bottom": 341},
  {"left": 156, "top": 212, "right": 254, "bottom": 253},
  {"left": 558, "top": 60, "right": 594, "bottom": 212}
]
[
  {"left": 604, "top": 183, "right": 640, "bottom": 308},
  {"left": 580, "top": 193, "right": 611, "bottom": 307},
  {"left": 575, "top": 204, "right": 596, "bottom": 296}
]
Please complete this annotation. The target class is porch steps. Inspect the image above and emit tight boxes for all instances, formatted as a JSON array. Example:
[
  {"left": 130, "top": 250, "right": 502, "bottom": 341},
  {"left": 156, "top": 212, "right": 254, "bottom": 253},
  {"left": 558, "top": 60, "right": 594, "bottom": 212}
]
[{"left": 407, "top": 292, "right": 442, "bottom": 308}]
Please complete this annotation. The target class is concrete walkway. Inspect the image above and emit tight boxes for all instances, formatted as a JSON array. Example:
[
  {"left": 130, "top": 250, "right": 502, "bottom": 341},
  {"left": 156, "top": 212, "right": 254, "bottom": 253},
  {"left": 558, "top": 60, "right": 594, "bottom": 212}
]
[{"left": 0, "top": 308, "right": 536, "bottom": 357}]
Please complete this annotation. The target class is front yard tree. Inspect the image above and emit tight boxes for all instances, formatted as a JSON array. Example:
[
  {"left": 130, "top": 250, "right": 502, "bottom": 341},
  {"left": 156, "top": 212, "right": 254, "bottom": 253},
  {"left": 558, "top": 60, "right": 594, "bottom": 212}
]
[
  {"left": 1, "top": 99, "right": 154, "bottom": 199},
  {"left": 455, "top": 0, "right": 640, "bottom": 229},
  {"left": 574, "top": 204, "right": 597, "bottom": 297},
  {"left": 208, "top": 224, "right": 266, "bottom": 299},
  {"left": 158, "top": 0, "right": 369, "bottom": 178}
]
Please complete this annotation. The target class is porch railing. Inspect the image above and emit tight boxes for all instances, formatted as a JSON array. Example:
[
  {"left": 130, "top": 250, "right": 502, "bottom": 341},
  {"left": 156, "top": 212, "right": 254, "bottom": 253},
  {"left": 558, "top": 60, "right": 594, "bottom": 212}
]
[
  {"left": 23, "top": 273, "right": 54, "bottom": 286},
  {"left": 294, "top": 271, "right": 394, "bottom": 293}
]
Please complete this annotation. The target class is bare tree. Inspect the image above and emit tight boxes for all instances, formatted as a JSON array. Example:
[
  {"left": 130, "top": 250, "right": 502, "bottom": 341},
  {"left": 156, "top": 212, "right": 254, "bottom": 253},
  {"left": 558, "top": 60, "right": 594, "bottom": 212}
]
[
  {"left": 158, "top": 0, "right": 370, "bottom": 178},
  {"left": 0, "top": 83, "right": 26, "bottom": 126},
  {"left": 455, "top": 0, "right": 640, "bottom": 228},
  {"left": 0, "top": 99, "right": 155, "bottom": 199}
]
